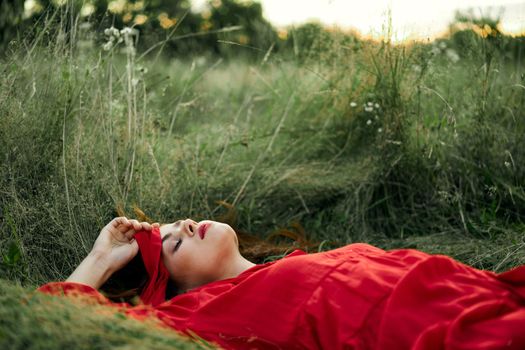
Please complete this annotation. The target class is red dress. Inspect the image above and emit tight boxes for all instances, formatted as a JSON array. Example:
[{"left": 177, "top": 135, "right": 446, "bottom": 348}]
[{"left": 39, "top": 243, "right": 525, "bottom": 349}]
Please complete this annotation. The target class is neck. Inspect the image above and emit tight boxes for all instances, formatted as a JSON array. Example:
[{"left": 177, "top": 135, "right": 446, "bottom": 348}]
[
  {"left": 221, "top": 254, "right": 256, "bottom": 280},
  {"left": 183, "top": 254, "right": 256, "bottom": 292}
]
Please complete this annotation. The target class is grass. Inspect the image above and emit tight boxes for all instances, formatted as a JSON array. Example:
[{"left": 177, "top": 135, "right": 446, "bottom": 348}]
[
  {"left": 1, "top": 10, "right": 525, "bottom": 348},
  {"left": 0, "top": 279, "right": 209, "bottom": 350}
]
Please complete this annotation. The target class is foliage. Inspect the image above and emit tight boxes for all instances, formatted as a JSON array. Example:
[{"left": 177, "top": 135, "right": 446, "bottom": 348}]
[
  {"left": 448, "top": 10, "right": 525, "bottom": 62},
  {"left": 1, "top": 5, "right": 525, "bottom": 348},
  {"left": 0, "top": 1, "right": 24, "bottom": 45},
  {"left": 0, "top": 0, "right": 278, "bottom": 58},
  {"left": 0, "top": 279, "right": 208, "bottom": 349}
]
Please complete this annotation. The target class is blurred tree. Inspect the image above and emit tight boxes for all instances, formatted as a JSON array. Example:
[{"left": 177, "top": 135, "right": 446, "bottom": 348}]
[
  {"left": 206, "top": 0, "right": 277, "bottom": 56},
  {"left": 449, "top": 28, "right": 479, "bottom": 59},
  {"left": 285, "top": 22, "right": 328, "bottom": 61},
  {"left": 452, "top": 9, "right": 502, "bottom": 36},
  {"left": 281, "top": 22, "right": 362, "bottom": 64},
  {"left": 6, "top": 0, "right": 277, "bottom": 58},
  {"left": 95, "top": 0, "right": 204, "bottom": 53},
  {"left": 449, "top": 10, "right": 504, "bottom": 58},
  {"left": 448, "top": 9, "right": 525, "bottom": 62},
  {"left": 0, "top": 0, "right": 25, "bottom": 46},
  {"left": 140, "top": 0, "right": 279, "bottom": 58}
]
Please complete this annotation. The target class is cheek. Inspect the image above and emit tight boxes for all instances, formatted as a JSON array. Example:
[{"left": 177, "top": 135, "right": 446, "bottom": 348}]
[
  {"left": 162, "top": 247, "right": 186, "bottom": 279},
  {"left": 166, "top": 243, "right": 207, "bottom": 284},
  {"left": 208, "top": 230, "right": 237, "bottom": 263}
]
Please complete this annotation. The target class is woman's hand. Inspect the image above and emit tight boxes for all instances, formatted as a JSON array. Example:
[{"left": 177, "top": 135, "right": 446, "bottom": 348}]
[
  {"left": 66, "top": 217, "right": 159, "bottom": 289},
  {"left": 91, "top": 217, "right": 159, "bottom": 274}
]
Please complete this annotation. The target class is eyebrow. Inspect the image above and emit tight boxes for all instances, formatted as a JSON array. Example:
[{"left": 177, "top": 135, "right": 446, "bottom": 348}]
[
  {"left": 160, "top": 221, "right": 182, "bottom": 244},
  {"left": 161, "top": 233, "right": 172, "bottom": 243}
]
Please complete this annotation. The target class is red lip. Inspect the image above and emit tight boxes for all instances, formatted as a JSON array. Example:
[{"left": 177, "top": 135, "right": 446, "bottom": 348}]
[{"left": 198, "top": 223, "right": 210, "bottom": 239}]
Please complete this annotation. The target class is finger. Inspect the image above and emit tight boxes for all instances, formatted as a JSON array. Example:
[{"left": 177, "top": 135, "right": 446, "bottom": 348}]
[
  {"left": 116, "top": 221, "right": 134, "bottom": 233},
  {"left": 152, "top": 222, "right": 160, "bottom": 228},
  {"left": 140, "top": 222, "right": 152, "bottom": 231},
  {"left": 124, "top": 227, "right": 136, "bottom": 242},
  {"left": 129, "top": 219, "right": 142, "bottom": 231},
  {"left": 111, "top": 217, "right": 129, "bottom": 227}
]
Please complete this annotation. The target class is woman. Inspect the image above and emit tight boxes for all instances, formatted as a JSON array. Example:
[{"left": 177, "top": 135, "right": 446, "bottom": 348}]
[{"left": 39, "top": 217, "right": 525, "bottom": 349}]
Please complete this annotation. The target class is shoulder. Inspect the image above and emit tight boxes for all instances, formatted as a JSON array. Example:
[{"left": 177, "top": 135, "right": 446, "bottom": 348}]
[{"left": 327, "top": 243, "right": 386, "bottom": 255}]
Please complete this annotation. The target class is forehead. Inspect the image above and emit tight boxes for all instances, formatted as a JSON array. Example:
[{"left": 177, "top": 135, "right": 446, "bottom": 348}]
[
  {"left": 159, "top": 221, "right": 185, "bottom": 240},
  {"left": 159, "top": 223, "right": 172, "bottom": 239}
]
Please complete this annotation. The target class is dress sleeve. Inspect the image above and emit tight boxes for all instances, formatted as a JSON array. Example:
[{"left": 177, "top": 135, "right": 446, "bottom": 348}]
[
  {"left": 37, "top": 282, "right": 170, "bottom": 325},
  {"left": 37, "top": 282, "right": 113, "bottom": 305}
]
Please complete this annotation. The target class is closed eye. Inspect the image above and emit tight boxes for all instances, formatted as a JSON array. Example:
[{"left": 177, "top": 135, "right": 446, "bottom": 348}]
[{"left": 173, "top": 238, "right": 182, "bottom": 253}]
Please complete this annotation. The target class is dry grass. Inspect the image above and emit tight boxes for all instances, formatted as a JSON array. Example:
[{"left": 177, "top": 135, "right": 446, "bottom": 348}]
[{"left": 1, "top": 8, "right": 525, "bottom": 348}]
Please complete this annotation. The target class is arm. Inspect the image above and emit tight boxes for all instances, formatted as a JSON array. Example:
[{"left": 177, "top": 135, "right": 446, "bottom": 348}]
[
  {"left": 66, "top": 217, "right": 158, "bottom": 289},
  {"left": 66, "top": 251, "right": 114, "bottom": 289}
]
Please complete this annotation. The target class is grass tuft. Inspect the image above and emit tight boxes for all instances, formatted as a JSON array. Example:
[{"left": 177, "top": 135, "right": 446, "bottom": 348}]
[{"left": 1, "top": 7, "right": 525, "bottom": 347}]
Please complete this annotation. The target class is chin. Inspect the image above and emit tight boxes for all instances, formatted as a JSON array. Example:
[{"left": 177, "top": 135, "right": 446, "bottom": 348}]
[
  {"left": 216, "top": 222, "right": 239, "bottom": 247},
  {"left": 212, "top": 221, "right": 233, "bottom": 233}
]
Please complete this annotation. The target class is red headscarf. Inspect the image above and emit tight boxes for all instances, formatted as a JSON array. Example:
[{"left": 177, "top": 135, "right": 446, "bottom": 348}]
[{"left": 134, "top": 227, "right": 170, "bottom": 306}]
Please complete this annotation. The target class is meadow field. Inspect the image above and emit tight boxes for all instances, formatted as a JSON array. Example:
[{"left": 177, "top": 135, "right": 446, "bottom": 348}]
[{"left": 1, "top": 8, "right": 525, "bottom": 348}]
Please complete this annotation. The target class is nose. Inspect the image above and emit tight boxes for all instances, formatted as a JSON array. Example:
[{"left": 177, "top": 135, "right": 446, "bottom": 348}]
[{"left": 182, "top": 218, "right": 198, "bottom": 237}]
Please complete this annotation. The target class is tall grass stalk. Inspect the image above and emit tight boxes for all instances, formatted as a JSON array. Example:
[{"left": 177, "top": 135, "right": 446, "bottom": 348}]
[{"left": 1, "top": 6, "right": 525, "bottom": 347}]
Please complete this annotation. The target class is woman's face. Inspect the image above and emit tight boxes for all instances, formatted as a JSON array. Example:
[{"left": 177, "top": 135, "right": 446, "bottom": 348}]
[{"left": 159, "top": 219, "right": 239, "bottom": 291}]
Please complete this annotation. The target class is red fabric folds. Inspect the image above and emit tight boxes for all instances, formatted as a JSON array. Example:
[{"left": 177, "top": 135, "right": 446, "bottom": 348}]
[
  {"left": 37, "top": 281, "right": 112, "bottom": 305},
  {"left": 38, "top": 243, "right": 525, "bottom": 349},
  {"left": 134, "top": 227, "right": 170, "bottom": 307}
]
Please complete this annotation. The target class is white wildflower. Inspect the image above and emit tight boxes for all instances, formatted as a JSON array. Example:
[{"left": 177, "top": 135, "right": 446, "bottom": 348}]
[
  {"left": 366, "top": 119, "right": 372, "bottom": 125},
  {"left": 102, "top": 41, "right": 113, "bottom": 51},
  {"left": 103, "top": 26, "right": 125, "bottom": 52},
  {"left": 377, "top": 128, "right": 383, "bottom": 133},
  {"left": 367, "top": 102, "right": 373, "bottom": 106},
  {"left": 104, "top": 26, "right": 121, "bottom": 38},
  {"left": 446, "top": 49, "right": 460, "bottom": 63},
  {"left": 120, "top": 27, "right": 134, "bottom": 36},
  {"left": 119, "top": 27, "right": 138, "bottom": 56},
  {"left": 80, "top": 3, "right": 95, "bottom": 17},
  {"left": 374, "top": 103, "right": 380, "bottom": 109},
  {"left": 505, "top": 161, "right": 511, "bottom": 168},
  {"left": 437, "top": 190, "right": 450, "bottom": 203},
  {"left": 364, "top": 106, "right": 374, "bottom": 112},
  {"left": 350, "top": 102, "right": 357, "bottom": 108},
  {"left": 485, "top": 185, "right": 497, "bottom": 197}
]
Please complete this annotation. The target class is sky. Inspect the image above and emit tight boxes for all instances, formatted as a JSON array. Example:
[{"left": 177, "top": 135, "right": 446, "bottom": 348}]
[{"left": 192, "top": 0, "right": 525, "bottom": 42}]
